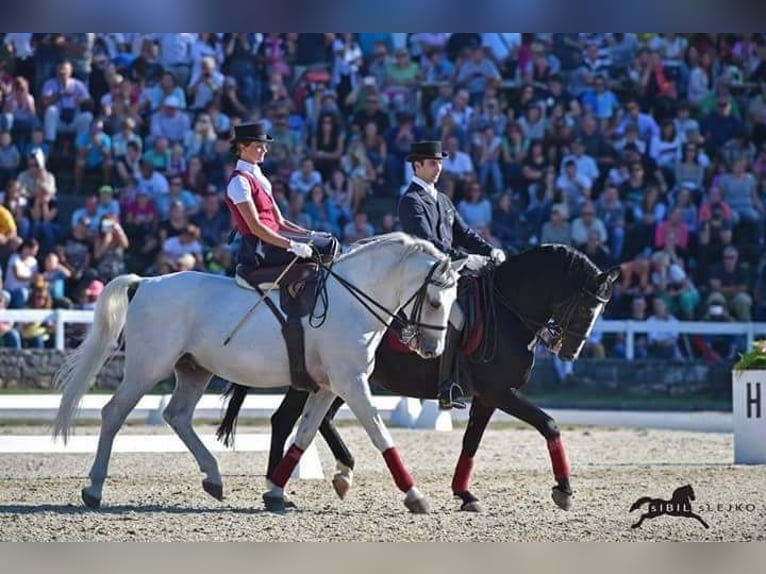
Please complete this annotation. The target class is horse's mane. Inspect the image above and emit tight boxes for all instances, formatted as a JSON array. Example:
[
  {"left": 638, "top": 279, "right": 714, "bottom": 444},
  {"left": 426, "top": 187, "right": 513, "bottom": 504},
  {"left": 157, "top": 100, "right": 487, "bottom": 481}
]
[
  {"left": 339, "top": 232, "right": 445, "bottom": 264},
  {"left": 515, "top": 242, "right": 602, "bottom": 282}
]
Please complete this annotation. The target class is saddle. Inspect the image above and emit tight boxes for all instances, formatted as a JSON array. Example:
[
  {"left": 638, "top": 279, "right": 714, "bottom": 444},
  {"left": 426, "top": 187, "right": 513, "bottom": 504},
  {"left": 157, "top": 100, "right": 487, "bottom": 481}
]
[
  {"left": 235, "top": 262, "right": 320, "bottom": 318},
  {"left": 234, "top": 262, "right": 323, "bottom": 393}
]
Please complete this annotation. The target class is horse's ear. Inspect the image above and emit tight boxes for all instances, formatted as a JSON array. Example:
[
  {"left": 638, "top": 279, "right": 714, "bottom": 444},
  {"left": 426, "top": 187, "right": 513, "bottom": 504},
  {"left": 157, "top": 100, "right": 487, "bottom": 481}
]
[
  {"left": 449, "top": 257, "right": 468, "bottom": 275},
  {"left": 597, "top": 266, "right": 621, "bottom": 285}
]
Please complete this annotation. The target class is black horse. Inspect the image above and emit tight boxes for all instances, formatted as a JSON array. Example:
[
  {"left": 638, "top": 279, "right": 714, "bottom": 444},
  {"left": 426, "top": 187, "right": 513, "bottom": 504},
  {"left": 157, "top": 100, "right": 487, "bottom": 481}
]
[
  {"left": 630, "top": 484, "right": 709, "bottom": 529},
  {"left": 217, "top": 244, "right": 619, "bottom": 512}
]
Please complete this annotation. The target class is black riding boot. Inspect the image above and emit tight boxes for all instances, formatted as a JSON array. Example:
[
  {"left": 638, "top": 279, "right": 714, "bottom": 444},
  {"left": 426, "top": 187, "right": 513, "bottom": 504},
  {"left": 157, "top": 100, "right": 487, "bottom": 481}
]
[
  {"left": 282, "top": 318, "right": 320, "bottom": 393},
  {"left": 438, "top": 324, "right": 465, "bottom": 410}
]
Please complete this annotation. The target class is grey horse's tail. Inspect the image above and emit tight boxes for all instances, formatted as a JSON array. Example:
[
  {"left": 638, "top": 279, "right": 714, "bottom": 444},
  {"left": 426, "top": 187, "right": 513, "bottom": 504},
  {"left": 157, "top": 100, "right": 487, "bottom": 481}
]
[{"left": 52, "top": 274, "right": 143, "bottom": 442}]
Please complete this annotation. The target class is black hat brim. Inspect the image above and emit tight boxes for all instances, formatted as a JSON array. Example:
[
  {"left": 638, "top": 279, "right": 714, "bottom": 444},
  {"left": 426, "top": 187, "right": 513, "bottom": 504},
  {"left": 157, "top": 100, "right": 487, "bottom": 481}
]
[
  {"left": 232, "top": 135, "right": 274, "bottom": 143},
  {"left": 405, "top": 152, "right": 448, "bottom": 162}
]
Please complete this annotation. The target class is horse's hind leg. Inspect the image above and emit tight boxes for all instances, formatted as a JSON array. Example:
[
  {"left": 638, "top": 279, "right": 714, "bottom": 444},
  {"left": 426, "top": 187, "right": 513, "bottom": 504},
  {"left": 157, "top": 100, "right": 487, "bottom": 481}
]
[
  {"left": 321, "top": 397, "right": 355, "bottom": 500},
  {"left": 493, "top": 388, "right": 572, "bottom": 511},
  {"left": 452, "top": 398, "right": 494, "bottom": 512},
  {"left": 335, "top": 373, "right": 428, "bottom": 514},
  {"left": 163, "top": 360, "right": 220, "bottom": 500},
  {"left": 83, "top": 366, "right": 163, "bottom": 509}
]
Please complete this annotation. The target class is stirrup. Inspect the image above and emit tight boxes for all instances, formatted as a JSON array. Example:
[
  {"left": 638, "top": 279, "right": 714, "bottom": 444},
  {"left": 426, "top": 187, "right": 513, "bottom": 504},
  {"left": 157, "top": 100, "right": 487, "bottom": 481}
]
[{"left": 438, "top": 382, "right": 466, "bottom": 410}]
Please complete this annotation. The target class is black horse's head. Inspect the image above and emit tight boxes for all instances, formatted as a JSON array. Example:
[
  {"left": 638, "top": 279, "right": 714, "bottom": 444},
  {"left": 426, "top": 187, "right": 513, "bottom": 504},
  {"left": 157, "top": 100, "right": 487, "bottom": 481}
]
[
  {"left": 494, "top": 244, "right": 620, "bottom": 361},
  {"left": 673, "top": 485, "right": 696, "bottom": 503}
]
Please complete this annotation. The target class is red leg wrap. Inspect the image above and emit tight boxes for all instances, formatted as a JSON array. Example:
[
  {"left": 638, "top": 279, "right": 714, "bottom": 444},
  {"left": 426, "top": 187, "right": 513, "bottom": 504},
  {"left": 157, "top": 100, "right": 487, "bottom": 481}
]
[
  {"left": 547, "top": 437, "right": 571, "bottom": 481},
  {"left": 382, "top": 447, "right": 414, "bottom": 492},
  {"left": 451, "top": 454, "right": 474, "bottom": 494},
  {"left": 272, "top": 444, "right": 304, "bottom": 488}
]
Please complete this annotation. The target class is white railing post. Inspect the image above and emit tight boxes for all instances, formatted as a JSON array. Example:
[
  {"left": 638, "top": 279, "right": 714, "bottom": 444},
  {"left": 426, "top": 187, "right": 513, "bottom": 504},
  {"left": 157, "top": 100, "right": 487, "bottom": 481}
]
[
  {"left": 626, "top": 320, "right": 635, "bottom": 360},
  {"left": 54, "top": 310, "right": 65, "bottom": 351}
]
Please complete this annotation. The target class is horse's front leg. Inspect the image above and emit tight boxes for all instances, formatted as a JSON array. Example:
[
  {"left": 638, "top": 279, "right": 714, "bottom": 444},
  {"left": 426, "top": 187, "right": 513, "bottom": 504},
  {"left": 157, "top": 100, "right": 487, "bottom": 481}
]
[
  {"left": 265, "top": 387, "right": 337, "bottom": 511},
  {"left": 494, "top": 388, "right": 572, "bottom": 511},
  {"left": 335, "top": 372, "right": 429, "bottom": 514},
  {"left": 268, "top": 389, "right": 354, "bottom": 501},
  {"left": 451, "top": 397, "right": 494, "bottom": 512}
]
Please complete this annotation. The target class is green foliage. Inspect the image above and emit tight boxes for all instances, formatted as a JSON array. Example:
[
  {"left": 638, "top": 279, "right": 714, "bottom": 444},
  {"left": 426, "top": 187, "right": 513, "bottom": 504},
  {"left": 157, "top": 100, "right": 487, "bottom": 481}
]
[{"left": 733, "top": 340, "right": 766, "bottom": 374}]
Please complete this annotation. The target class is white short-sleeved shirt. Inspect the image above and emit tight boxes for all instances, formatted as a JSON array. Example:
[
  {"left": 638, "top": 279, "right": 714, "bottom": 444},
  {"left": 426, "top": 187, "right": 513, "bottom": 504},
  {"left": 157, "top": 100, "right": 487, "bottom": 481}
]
[{"left": 226, "top": 159, "right": 272, "bottom": 204}]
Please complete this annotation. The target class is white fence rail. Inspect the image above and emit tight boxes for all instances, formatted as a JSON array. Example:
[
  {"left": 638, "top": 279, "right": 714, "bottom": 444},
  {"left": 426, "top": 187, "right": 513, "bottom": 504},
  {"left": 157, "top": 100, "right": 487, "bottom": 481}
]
[{"left": 2, "top": 309, "right": 766, "bottom": 358}]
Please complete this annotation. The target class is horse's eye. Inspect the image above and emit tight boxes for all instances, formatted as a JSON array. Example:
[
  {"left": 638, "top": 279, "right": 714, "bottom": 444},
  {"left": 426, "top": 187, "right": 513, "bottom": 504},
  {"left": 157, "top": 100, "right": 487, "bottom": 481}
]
[{"left": 429, "top": 299, "right": 442, "bottom": 310}]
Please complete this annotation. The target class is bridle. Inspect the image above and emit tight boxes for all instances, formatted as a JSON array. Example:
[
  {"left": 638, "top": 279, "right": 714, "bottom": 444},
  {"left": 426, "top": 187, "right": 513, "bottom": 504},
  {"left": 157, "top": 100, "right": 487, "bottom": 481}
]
[
  {"left": 309, "top": 255, "right": 455, "bottom": 348},
  {"left": 493, "top": 271, "right": 609, "bottom": 354}
]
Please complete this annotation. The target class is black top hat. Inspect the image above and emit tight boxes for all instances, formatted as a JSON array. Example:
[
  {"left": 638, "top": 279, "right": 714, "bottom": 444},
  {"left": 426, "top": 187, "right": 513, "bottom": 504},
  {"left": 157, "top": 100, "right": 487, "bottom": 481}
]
[
  {"left": 405, "top": 140, "right": 448, "bottom": 162},
  {"left": 231, "top": 122, "right": 273, "bottom": 143}
]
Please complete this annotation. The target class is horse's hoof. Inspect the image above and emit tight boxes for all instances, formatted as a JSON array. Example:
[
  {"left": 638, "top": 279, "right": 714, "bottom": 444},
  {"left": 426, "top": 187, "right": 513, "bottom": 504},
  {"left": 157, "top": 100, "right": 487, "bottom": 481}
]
[
  {"left": 552, "top": 486, "right": 573, "bottom": 511},
  {"left": 460, "top": 500, "right": 483, "bottom": 512},
  {"left": 202, "top": 480, "right": 224, "bottom": 501},
  {"left": 404, "top": 487, "right": 430, "bottom": 514},
  {"left": 332, "top": 472, "right": 352, "bottom": 500},
  {"left": 81, "top": 488, "right": 101, "bottom": 509},
  {"left": 262, "top": 493, "right": 286, "bottom": 512}
]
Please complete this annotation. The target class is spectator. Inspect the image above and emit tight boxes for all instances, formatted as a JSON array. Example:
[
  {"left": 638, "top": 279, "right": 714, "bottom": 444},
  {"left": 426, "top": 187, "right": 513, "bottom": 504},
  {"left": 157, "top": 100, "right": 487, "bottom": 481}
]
[
  {"left": 457, "top": 182, "right": 493, "bottom": 229},
  {"left": 454, "top": 45, "right": 501, "bottom": 105},
  {"left": 580, "top": 74, "right": 619, "bottom": 121},
  {"left": 673, "top": 141, "right": 706, "bottom": 194},
  {"left": 651, "top": 251, "right": 700, "bottom": 320},
  {"left": 92, "top": 215, "right": 129, "bottom": 282},
  {"left": 342, "top": 211, "right": 375, "bottom": 245},
  {"left": 4, "top": 238, "right": 39, "bottom": 308},
  {"left": 27, "top": 181, "right": 59, "bottom": 254},
  {"left": 156, "top": 176, "right": 198, "bottom": 221},
  {"left": 187, "top": 56, "right": 224, "bottom": 112},
  {"left": 289, "top": 157, "right": 323, "bottom": 198},
  {"left": 556, "top": 158, "right": 592, "bottom": 216},
  {"left": 0, "top": 131, "right": 20, "bottom": 189},
  {"left": 41, "top": 60, "right": 91, "bottom": 144},
  {"left": 304, "top": 184, "right": 341, "bottom": 237},
  {"left": 20, "top": 278, "right": 54, "bottom": 348},
  {"left": 474, "top": 124, "right": 503, "bottom": 196},
  {"left": 581, "top": 229, "right": 613, "bottom": 269},
  {"left": 325, "top": 169, "right": 353, "bottom": 227},
  {"left": 645, "top": 297, "right": 683, "bottom": 360},
  {"left": 718, "top": 158, "right": 764, "bottom": 243},
  {"left": 655, "top": 206, "right": 690, "bottom": 250},
  {"left": 18, "top": 149, "right": 56, "bottom": 199},
  {"left": 74, "top": 119, "right": 112, "bottom": 192},
  {"left": 706, "top": 245, "right": 753, "bottom": 321},
  {"left": 190, "top": 191, "right": 230, "bottom": 248},
  {"left": 0, "top": 289, "right": 21, "bottom": 348},
  {"left": 571, "top": 201, "right": 607, "bottom": 248},
  {"left": 700, "top": 95, "right": 744, "bottom": 154},
  {"left": 540, "top": 202, "right": 572, "bottom": 246},
  {"left": 2, "top": 76, "right": 37, "bottom": 147},
  {"left": 310, "top": 112, "right": 344, "bottom": 181},
  {"left": 149, "top": 96, "right": 191, "bottom": 145},
  {"left": 360, "top": 121, "right": 387, "bottom": 190},
  {"left": 136, "top": 158, "right": 170, "bottom": 199},
  {"left": 596, "top": 183, "right": 626, "bottom": 261},
  {"left": 160, "top": 223, "right": 203, "bottom": 271}
]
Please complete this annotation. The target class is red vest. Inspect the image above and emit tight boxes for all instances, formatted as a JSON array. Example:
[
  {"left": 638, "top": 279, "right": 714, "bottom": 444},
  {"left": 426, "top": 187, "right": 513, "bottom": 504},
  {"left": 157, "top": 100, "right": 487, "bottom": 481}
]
[{"left": 224, "top": 169, "right": 280, "bottom": 235}]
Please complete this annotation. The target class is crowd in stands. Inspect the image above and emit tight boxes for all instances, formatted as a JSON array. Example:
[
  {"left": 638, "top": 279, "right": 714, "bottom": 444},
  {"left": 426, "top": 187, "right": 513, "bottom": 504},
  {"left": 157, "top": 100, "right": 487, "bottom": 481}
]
[{"left": 0, "top": 32, "right": 765, "bottom": 360}]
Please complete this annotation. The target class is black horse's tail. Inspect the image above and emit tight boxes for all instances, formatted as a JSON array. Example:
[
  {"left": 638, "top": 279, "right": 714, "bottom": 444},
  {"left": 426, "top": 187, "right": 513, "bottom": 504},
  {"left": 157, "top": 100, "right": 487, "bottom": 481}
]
[
  {"left": 629, "top": 497, "right": 653, "bottom": 512},
  {"left": 216, "top": 383, "right": 249, "bottom": 447}
]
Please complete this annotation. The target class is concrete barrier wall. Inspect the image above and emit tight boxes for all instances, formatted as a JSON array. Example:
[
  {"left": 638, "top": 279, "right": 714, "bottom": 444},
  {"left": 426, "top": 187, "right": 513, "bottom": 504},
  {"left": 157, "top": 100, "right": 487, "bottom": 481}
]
[{"left": 0, "top": 350, "right": 734, "bottom": 400}]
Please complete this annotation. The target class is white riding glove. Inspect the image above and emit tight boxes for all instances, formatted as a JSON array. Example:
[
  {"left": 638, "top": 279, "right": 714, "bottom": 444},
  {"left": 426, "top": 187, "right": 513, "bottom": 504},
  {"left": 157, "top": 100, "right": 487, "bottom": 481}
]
[
  {"left": 490, "top": 248, "right": 507, "bottom": 265},
  {"left": 287, "top": 241, "right": 313, "bottom": 259},
  {"left": 464, "top": 254, "right": 488, "bottom": 272}
]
